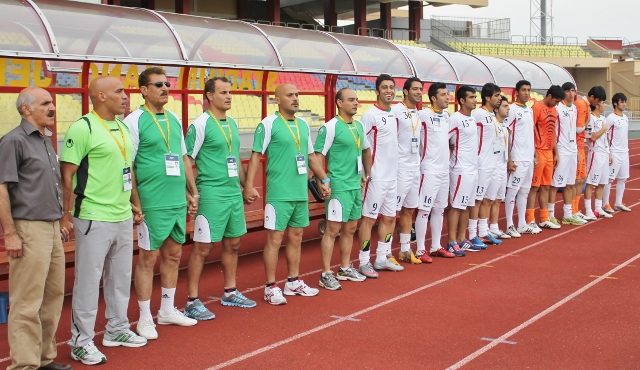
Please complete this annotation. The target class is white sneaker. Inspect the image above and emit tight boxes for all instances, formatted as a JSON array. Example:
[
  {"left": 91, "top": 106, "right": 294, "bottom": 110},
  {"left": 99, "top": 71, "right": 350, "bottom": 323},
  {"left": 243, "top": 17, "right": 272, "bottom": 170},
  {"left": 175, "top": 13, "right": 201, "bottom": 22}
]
[
  {"left": 157, "top": 307, "right": 197, "bottom": 326},
  {"left": 284, "top": 279, "right": 319, "bottom": 297},
  {"left": 583, "top": 211, "right": 597, "bottom": 221},
  {"left": 518, "top": 223, "right": 541, "bottom": 234},
  {"left": 532, "top": 223, "right": 543, "bottom": 233},
  {"left": 539, "top": 220, "right": 561, "bottom": 229},
  {"left": 505, "top": 225, "right": 521, "bottom": 238},
  {"left": 264, "top": 285, "right": 287, "bottom": 305},
  {"left": 136, "top": 317, "right": 158, "bottom": 340},
  {"left": 491, "top": 229, "right": 511, "bottom": 239},
  {"left": 71, "top": 341, "right": 107, "bottom": 365},
  {"left": 575, "top": 211, "right": 588, "bottom": 221},
  {"left": 596, "top": 210, "right": 613, "bottom": 219},
  {"left": 615, "top": 204, "right": 631, "bottom": 212}
]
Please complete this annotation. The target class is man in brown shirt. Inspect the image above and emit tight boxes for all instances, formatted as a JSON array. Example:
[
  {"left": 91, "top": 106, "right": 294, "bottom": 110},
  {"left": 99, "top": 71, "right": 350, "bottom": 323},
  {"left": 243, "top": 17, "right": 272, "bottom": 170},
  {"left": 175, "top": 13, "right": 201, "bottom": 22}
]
[{"left": 0, "top": 87, "right": 71, "bottom": 370}]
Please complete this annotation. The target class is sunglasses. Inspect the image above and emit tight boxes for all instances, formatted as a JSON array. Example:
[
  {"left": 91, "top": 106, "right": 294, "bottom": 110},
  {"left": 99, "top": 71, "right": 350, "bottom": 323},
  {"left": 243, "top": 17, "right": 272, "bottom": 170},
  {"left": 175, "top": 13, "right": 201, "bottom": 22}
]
[{"left": 148, "top": 81, "right": 171, "bottom": 88}]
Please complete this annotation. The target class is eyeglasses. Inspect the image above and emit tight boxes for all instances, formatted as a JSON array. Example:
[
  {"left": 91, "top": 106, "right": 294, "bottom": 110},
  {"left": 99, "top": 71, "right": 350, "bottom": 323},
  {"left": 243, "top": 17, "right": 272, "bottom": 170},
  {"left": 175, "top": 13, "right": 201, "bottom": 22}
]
[{"left": 148, "top": 81, "right": 171, "bottom": 88}]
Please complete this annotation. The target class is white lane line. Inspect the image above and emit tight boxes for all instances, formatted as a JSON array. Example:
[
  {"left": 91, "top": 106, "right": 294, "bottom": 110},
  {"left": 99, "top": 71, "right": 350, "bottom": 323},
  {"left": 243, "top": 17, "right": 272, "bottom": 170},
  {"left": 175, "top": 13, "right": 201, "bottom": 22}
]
[
  {"left": 480, "top": 337, "right": 517, "bottom": 345},
  {"left": 205, "top": 200, "right": 640, "bottom": 370},
  {"left": 446, "top": 250, "right": 640, "bottom": 370}
]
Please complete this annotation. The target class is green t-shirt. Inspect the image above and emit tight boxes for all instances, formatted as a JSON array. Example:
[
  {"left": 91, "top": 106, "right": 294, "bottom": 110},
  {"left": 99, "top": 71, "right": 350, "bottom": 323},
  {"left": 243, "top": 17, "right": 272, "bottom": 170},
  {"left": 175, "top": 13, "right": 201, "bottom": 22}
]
[
  {"left": 251, "top": 112, "right": 313, "bottom": 202},
  {"left": 314, "top": 116, "right": 369, "bottom": 192},
  {"left": 123, "top": 107, "right": 187, "bottom": 211},
  {"left": 185, "top": 112, "right": 242, "bottom": 202},
  {"left": 60, "top": 112, "right": 134, "bottom": 222}
]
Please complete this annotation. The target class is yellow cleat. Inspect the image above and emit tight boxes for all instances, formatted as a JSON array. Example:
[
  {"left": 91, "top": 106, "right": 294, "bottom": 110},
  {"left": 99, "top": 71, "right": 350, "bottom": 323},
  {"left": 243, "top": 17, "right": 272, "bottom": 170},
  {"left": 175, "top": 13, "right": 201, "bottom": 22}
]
[{"left": 397, "top": 251, "right": 422, "bottom": 264}]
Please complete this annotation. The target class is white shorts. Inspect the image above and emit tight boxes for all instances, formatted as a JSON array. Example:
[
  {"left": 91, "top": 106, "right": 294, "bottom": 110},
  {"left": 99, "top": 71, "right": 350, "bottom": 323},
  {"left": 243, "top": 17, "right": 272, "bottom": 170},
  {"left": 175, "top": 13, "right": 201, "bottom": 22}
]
[
  {"left": 449, "top": 172, "right": 478, "bottom": 210},
  {"left": 362, "top": 180, "right": 397, "bottom": 218},
  {"left": 486, "top": 165, "right": 508, "bottom": 200},
  {"left": 418, "top": 172, "right": 449, "bottom": 210},
  {"left": 552, "top": 152, "right": 577, "bottom": 187},
  {"left": 507, "top": 160, "right": 534, "bottom": 190},
  {"left": 475, "top": 167, "right": 493, "bottom": 200},
  {"left": 609, "top": 152, "right": 629, "bottom": 180},
  {"left": 396, "top": 170, "right": 420, "bottom": 210},
  {"left": 586, "top": 151, "right": 609, "bottom": 186}
]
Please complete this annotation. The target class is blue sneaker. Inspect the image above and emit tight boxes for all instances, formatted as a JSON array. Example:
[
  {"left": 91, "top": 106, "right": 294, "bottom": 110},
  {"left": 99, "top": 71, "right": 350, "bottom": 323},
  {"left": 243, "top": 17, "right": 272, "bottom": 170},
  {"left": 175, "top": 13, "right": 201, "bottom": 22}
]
[
  {"left": 460, "top": 239, "right": 482, "bottom": 252},
  {"left": 184, "top": 298, "right": 215, "bottom": 320},
  {"left": 447, "top": 241, "right": 465, "bottom": 257},
  {"left": 481, "top": 234, "right": 502, "bottom": 245},
  {"left": 470, "top": 236, "right": 487, "bottom": 250},
  {"left": 221, "top": 290, "right": 257, "bottom": 308}
]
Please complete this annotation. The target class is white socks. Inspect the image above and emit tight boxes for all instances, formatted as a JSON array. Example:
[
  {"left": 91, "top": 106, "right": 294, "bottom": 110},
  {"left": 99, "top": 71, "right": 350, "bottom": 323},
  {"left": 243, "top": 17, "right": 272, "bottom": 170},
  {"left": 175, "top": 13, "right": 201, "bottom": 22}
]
[
  {"left": 595, "top": 199, "right": 603, "bottom": 213},
  {"left": 563, "top": 204, "right": 572, "bottom": 219},
  {"left": 375, "top": 241, "right": 390, "bottom": 263},
  {"left": 138, "top": 299, "right": 152, "bottom": 321},
  {"left": 415, "top": 209, "right": 430, "bottom": 254},
  {"left": 603, "top": 183, "right": 612, "bottom": 206},
  {"left": 516, "top": 190, "right": 529, "bottom": 228},
  {"left": 399, "top": 233, "right": 411, "bottom": 253},
  {"left": 468, "top": 219, "right": 478, "bottom": 239},
  {"left": 160, "top": 287, "right": 176, "bottom": 316},
  {"left": 547, "top": 202, "right": 555, "bottom": 219},
  {"left": 505, "top": 188, "right": 517, "bottom": 228},
  {"left": 584, "top": 198, "right": 592, "bottom": 213},
  {"left": 478, "top": 218, "right": 489, "bottom": 237},
  {"left": 615, "top": 178, "right": 627, "bottom": 206},
  {"left": 430, "top": 208, "right": 445, "bottom": 252},
  {"left": 489, "top": 223, "right": 500, "bottom": 234}
]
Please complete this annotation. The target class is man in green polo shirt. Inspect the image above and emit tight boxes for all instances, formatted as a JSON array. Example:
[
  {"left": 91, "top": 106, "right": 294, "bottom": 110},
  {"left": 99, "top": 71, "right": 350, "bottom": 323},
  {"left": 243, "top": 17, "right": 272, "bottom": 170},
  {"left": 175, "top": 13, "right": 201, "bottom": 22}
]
[
  {"left": 314, "top": 88, "right": 372, "bottom": 291},
  {"left": 244, "top": 83, "right": 329, "bottom": 305},
  {"left": 183, "top": 77, "right": 257, "bottom": 320},
  {"left": 123, "top": 67, "right": 198, "bottom": 340},
  {"left": 61, "top": 76, "right": 147, "bottom": 366}
]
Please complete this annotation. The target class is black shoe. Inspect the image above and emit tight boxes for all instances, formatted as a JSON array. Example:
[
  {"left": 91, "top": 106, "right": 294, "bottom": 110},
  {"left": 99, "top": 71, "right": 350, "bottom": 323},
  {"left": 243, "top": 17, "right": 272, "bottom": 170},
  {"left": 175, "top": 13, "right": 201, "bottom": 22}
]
[{"left": 39, "top": 361, "right": 73, "bottom": 370}]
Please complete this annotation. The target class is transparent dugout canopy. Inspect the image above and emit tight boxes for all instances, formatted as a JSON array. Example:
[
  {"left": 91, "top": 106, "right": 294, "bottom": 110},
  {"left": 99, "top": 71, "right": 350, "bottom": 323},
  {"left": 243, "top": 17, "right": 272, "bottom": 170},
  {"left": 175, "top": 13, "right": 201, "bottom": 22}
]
[{"left": 0, "top": 0, "right": 575, "bottom": 87}]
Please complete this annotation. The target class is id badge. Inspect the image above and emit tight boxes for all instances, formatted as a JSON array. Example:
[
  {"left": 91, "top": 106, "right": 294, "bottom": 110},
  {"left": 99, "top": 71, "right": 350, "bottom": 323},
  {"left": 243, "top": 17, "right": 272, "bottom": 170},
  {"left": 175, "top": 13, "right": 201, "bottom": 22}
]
[
  {"left": 227, "top": 156, "right": 238, "bottom": 178},
  {"left": 164, "top": 154, "right": 180, "bottom": 176},
  {"left": 296, "top": 154, "right": 307, "bottom": 175},
  {"left": 123, "top": 167, "right": 132, "bottom": 192},
  {"left": 411, "top": 137, "right": 419, "bottom": 153},
  {"left": 357, "top": 155, "right": 363, "bottom": 174}
]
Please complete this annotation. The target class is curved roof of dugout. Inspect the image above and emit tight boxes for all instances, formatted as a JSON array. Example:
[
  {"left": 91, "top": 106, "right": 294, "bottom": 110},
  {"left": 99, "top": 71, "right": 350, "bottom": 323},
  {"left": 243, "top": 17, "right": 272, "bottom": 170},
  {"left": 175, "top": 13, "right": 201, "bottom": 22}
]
[{"left": 0, "top": 0, "right": 573, "bottom": 89}]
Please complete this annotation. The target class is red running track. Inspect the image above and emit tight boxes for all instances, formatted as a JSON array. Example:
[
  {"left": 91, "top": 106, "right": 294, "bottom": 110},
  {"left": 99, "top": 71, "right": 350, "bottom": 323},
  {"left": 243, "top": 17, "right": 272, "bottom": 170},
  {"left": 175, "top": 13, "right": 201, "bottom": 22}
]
[{"left": 2, "top": 139, "right": 640, "bottom": 369}]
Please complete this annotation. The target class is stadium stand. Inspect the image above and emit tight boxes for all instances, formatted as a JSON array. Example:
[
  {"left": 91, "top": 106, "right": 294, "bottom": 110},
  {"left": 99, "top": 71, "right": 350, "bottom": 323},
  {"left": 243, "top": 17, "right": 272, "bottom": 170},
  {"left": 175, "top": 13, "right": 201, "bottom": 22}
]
[{"left": 449, "top": 41, "right": 591, "bottom": 58}]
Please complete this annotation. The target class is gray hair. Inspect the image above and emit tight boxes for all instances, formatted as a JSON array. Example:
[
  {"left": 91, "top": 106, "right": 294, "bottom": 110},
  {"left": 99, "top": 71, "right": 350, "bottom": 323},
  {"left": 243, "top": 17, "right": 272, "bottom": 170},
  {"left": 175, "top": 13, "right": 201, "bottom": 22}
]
[{"left": 16, "top": 88, "right": 36, "bottom": 116}]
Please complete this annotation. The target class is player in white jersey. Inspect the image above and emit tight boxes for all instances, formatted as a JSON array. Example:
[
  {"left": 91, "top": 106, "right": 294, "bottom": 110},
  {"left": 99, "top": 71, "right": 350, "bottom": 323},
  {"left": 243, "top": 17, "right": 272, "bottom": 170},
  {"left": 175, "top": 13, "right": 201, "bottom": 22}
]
[
  {"left": 358, "top": 74, "right": 403, "bottom": 276},
  {"left": 603, "top": 93, "right": 631, "bottom": 212},
  {"left": 468, "top": 83, "right": 503, "bottom": 248},
  {"left": 504, "top": 80, "right": 537, "bottom": 237},
  {"left": 414, "top": 83, "right": 456, "bottom": 261},
  {"left": 487, "top": 96, "right": 512, "bottom": 239},
  {"left": 583, "top": 99, "right": 612, "bottom": 220},
  {"left": 446, "top": 85, "right": 480, "bottom": 256},
  {"left": 392, "top": 77, "right": 424, "bottom": 264},
  {"left": 552, "top": 82, "right": 586, "bottom": 226}
]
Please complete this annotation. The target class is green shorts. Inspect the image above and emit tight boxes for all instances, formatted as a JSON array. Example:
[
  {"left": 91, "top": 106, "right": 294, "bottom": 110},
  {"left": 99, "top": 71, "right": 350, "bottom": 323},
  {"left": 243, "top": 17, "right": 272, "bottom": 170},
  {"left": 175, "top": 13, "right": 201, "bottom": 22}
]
[
  {"left": 193, "top": 198, "right": 247, "bottom": 243},
  {"left": 264, "top": 200, "right": 309, "bottom": 231},
  {"left": 325, "top": 189, "right": 362, "bottom": 222},
  {"left": 138, "top": 207, "right": 187, "bottom": 251}
]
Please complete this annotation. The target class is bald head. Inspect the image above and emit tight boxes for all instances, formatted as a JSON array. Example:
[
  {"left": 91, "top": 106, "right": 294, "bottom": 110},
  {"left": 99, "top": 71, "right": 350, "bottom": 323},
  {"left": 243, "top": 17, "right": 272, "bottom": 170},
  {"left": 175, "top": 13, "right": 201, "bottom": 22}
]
[
  {"left": 16, "top": 87, "right": 55, "bottom": 130},
  {"left": 89, "top": 76, "right": 128, "bottom": 118},
  {"left": 274, "top": 84, "right": 299, "bottom": 117}
]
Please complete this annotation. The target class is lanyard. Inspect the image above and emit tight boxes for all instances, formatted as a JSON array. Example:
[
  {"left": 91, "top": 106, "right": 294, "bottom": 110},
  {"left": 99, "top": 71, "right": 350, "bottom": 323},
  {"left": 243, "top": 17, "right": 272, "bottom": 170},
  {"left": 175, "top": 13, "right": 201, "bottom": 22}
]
[
  {"left": 93, "top": 111, "right": 127, "bottom": 164},
  {"left": 403, "top": 103, "right": 419, "bottom": 136},
  {"left": 207, "top": 110, "right": 233, "bottom": 154},
  {"left": 277, "top": 112, "right": 301, "bottom": 152},
  {"left": 143, "top": 105, "right": 171, "bottom": 153},
  {"left": 337, "top": 115, "right": 361, "bottom": 151}
]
